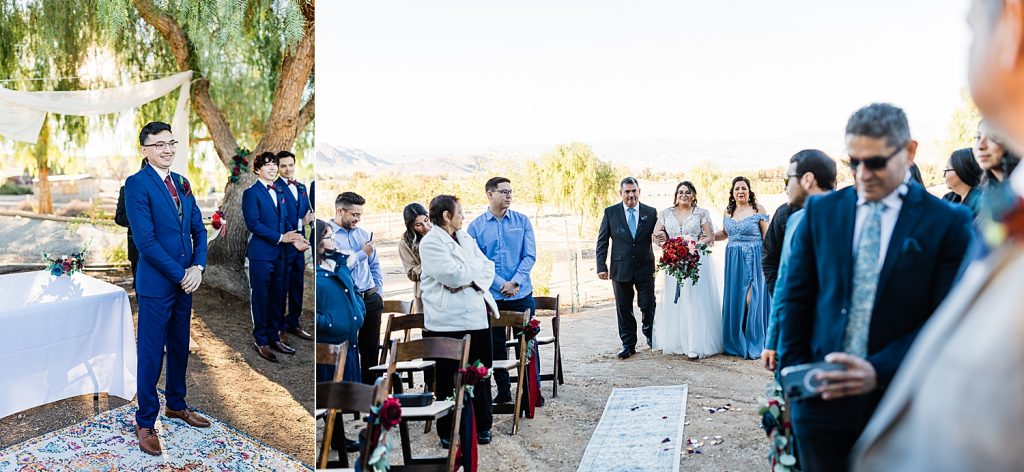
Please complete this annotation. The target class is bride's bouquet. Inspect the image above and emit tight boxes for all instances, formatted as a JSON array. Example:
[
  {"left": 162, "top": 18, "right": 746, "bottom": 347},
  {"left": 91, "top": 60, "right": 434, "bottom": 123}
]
[{"left": 658, "top": 236, "right": 710, "bottom": 289}]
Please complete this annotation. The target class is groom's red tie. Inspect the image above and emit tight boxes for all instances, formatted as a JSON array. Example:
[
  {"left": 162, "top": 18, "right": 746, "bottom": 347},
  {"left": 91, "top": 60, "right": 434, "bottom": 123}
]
[{"left": 163, "top": 175, "right": 180, "bottom": 207}]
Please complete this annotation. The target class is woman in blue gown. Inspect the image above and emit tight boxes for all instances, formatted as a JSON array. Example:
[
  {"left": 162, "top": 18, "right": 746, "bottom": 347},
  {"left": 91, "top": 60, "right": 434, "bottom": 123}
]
[{"left": 715, "top": 176, "right": 771, "bottom": 359}]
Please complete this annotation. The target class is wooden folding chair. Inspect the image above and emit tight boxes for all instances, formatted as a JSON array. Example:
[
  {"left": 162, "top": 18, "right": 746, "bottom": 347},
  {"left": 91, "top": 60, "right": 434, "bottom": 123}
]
[
  {"left": 492, "top": 310, "right": 531, "bottom": 435},
  {"left": 316, "top": 376, "right": 388, "bottom": 471},
  {"left": 386, "top": 336, "right": 470, "bottom": 470},
  {"left": 315, "top": 342, "right": 348, "bottom": 466},
  {"left": 533, "top": 295, "right": 564, "bottom": 397},
  {"left": 373, "top": 312, "right": 434, "bottom": 390}
]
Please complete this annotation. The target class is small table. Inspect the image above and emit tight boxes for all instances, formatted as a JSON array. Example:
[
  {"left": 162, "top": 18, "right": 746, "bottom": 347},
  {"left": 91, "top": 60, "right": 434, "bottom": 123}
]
[{"left": 0, "top": 271, "right": 137, "bottom": 419}]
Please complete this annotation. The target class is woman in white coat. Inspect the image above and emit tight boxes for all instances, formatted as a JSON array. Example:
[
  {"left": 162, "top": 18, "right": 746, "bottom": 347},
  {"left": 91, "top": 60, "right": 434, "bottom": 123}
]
[{"left": 419, "top": 194, "right": 500, "bottom": 447}]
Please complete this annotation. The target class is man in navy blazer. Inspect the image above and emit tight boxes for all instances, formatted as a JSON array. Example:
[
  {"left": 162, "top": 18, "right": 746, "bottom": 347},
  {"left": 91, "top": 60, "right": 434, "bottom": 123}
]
[
  {"left": 274, "top": 150, "right": 314, "bottom": 342},
  {"left": 243, "top": 152, "right": 308, "bottom": 363},
  {"left": 125, "top": 122, "right": 211, "bottom": 456},
  {"left": 777, "top": 104, "right": 973, "bottom": 471}
]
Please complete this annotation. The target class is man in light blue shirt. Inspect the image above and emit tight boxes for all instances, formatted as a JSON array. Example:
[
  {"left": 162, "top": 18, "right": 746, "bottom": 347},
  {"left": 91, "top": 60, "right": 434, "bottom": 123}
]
[
  {"left": 468, "top": 176, "right": 537, "bottom": 404},
  {"left": 330, "top": 191, "right": 383, "bottom": 384}
]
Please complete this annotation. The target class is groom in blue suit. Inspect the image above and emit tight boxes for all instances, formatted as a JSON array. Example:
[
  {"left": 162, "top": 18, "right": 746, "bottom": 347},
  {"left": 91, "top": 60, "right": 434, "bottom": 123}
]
[
  {"left": 274, "top": 150, "right": 314, "bottom": 342},
  {"left": 243, "top": 152, "right": 308, "bottom": 363},
  {"left": 777, "top": 104, "right": 973, "bottom": 471},
  {"left": 125, "top": 121, "right": 211, "bottom": 456}
]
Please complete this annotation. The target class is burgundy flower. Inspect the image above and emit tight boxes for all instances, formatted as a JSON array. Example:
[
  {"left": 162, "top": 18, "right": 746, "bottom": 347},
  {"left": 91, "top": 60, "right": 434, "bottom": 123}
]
[
  {"left": 379, "top": 397, "right": 402, "bottom": 429},
  {"left": 460, "top": 366, "right": 482, "bottom": 385},
  {"left": 62, "top": 260, "right": 72, "bottom": 271}
]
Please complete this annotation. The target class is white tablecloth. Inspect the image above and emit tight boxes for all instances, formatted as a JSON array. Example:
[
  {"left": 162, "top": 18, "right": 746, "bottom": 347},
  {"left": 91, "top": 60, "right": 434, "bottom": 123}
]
[{"left": 0, "top": 271, "right": 137, "bottom": 418}]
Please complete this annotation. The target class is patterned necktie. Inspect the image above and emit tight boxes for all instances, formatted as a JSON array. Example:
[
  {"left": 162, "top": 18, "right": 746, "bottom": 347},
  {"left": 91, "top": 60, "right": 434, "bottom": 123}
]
[
  {"left": 842, "top": 201, "right": 884, "bottom": 357},
  {"left": 628, "top": 207, "right": 638, "bottom": 238},
  {"left": 163, "top": 175, "right": 180, "bottom": 207}
]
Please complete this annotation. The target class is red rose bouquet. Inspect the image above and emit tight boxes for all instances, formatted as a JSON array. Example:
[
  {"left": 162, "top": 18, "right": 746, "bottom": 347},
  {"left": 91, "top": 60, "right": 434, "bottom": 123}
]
[
  {"left": 658, "top": 237, "right": 710, "bottom": 302},
  {"left": 459, "top": 360, "right": 491, "bottom": 398}
]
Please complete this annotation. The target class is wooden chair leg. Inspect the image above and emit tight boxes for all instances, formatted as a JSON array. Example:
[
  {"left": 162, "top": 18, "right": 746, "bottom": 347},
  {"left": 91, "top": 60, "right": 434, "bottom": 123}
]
[
  {"left": 423, "top": 366, "right": 434, "bottom": 433},
  {"left": 556, "top": 340, "right": 564, "bottom": 385},
  {"left": 511, "top": 364, "right": 526, "bottom": 435},
  {"left": 551, "top": 344, "right": 559, "bottom": 398},
  {"left": 320, "top": 409, "right": 336, "bottom": 469}
]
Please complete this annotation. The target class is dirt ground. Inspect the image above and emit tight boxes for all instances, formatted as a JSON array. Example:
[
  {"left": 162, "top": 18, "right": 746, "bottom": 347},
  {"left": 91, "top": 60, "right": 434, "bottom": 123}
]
[{"left": 0, "top": 269, "right": 316, "bottom": 465}]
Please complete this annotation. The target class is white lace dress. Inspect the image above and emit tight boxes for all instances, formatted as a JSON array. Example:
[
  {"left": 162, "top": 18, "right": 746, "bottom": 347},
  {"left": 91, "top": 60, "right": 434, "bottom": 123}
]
[{"left": 652, "top": 207, "right": 724, "bottom": 358}]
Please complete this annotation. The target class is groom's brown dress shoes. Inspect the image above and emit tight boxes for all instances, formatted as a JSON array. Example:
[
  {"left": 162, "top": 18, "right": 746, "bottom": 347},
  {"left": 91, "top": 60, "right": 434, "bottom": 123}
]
[
  {"left": 136, "top": 425, "right": 162, "bottom": 456},
  {"left": 270, "top": 340, "right": 296, "bottom": 355},
  {"left": 254, "top": 343, "right": 279, "bottom": 363},
  {"left": 165, "top": 407, "right": 212, "bottom": 428},
  {"left": 283, "top": 327, "right": 314, "bottom": 341}
]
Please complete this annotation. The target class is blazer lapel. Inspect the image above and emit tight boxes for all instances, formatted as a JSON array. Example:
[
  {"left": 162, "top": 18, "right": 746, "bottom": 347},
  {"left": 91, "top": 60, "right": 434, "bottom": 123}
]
[
  {"left": 836, "top": 188, "right": 857, "bottom": 300},
  {"left": 145, "top": 166, "right": 179, "bottom": 220},
  {"left": 876, "top": 186, "right": 924, "bottom": 297}
]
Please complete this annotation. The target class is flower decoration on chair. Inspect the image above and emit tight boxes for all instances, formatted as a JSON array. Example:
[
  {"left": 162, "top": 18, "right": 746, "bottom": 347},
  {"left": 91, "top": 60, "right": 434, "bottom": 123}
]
[
  {"left": 229, "top": 148, "right": 251, "bottom": 184},
  {"left": 657, "top": 237, "right": 710, "bottom": 303},
  {"left": 458, "top": 360, "right": 491, "bottom": 398},
  {"left": 43, "top": 250, "right": 86, "bottom": 277},
  {"left": 759, "top": 384, "right": 799, "bottom": 471},
  {"left": 365, "top": 396, "right": 402, "bottom": 472},
  {"left": 211, "top": 209, "right": 227, "bottom": 237},
  {"left": 522, "top": 318, "right": 542, "bottom": 361}
]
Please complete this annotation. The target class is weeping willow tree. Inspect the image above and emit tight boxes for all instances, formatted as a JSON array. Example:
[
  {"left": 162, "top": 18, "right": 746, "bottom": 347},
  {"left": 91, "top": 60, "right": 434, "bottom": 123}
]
[
  {"left": 540, "top": 142, "right": 619, "bottom": 237},
  {"left": 0, "top": 0, "right": 314, "bottom": 298}
]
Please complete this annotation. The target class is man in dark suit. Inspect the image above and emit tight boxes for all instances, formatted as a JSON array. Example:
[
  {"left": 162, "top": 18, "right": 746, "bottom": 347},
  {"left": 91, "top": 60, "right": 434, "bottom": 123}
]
[
  {"left": 777, "top": 103, "right": 972, "bottom": 472},
  {"left": 115, "top": 158, "right": 149, "bottom": 289},
  {"left": 125, "top": 122, "right": 211, "bottom": 456},
  {"left": 274, "top": 150, "right": 314, "bottom": 342},
  {"left": 596, "top": 176, "right": 658, "bottom": 359},
  {"left": 242, "top": 152, "right": 308, "bottom": 363}
]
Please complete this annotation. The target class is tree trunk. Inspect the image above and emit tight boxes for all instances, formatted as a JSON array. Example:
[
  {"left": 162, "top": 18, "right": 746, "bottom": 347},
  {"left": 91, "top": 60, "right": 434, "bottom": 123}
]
[
  {"left": 133, "top": 0, "right": 315, "bottom": 300},
  {"left": 35, "top": 117, "right": 53, "bottom": 215}
]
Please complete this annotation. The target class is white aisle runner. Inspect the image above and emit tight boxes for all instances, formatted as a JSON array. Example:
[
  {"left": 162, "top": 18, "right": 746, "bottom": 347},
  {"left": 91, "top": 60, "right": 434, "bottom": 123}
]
[{"left": 578, "top": 384, "right": 688, "bottom": 472}]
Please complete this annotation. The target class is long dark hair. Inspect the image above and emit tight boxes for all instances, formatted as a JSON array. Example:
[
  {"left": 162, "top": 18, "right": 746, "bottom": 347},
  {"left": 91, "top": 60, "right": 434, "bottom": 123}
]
[
  {"left": 673, "top": 181, "right": 698, "bottom": 208},
  {"left": 315, "top": 219, "right": 330, "bottom": 265},
  {"left": 726, "top": 176, "right": 758, "bottom": 217},
  {"left": 950, "top": 147, "right": 983, "bottom": 188},
  {"left": 978, "top": 119, "right": 1021, "bottom": 185},
  {"left": 402, "top": 202, "right": 428, "bottom": 246}
]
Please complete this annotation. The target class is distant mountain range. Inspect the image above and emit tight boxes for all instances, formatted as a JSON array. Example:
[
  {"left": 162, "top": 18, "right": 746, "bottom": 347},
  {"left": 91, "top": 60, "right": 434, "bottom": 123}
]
[{"left": 317, "top": 134, "right": 948, "bottom": 176}]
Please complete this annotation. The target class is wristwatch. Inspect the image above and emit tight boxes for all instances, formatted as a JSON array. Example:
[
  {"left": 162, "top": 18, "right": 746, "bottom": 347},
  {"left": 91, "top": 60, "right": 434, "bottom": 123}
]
[{"left": 196, "top": 264, "right": 205, "bottom": 273}]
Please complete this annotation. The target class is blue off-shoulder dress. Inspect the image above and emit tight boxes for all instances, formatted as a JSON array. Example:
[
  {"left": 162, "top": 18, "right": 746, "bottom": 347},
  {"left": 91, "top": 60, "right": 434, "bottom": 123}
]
[{"left": 721, "top": 213, "right": 771, "bottom": 359}]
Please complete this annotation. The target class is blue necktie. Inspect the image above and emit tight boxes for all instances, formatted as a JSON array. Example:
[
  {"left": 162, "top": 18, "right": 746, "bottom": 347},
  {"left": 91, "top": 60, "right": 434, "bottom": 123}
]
[
  {"left": 628, "top": 207, "right": 638, "bottom": 238},
  {"left": 842, "top": 201, "right": 884, "bottom": 357}
]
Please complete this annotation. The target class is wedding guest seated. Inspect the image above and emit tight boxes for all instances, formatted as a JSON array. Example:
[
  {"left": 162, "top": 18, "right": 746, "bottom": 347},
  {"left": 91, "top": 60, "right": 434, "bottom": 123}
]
[
  {"left": 419, "top": 194, "right": 499, "bottom": 447},
  {"left": 941, "top": 147, "right": 985, "bottom": 218}
]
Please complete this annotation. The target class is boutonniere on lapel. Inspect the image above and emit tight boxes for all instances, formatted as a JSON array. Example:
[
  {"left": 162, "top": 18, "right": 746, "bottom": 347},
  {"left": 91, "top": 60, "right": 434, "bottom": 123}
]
[
  {"left": 639, "top": 214, "right": 649, "bottom": 223},
  {"left": 273, "top": 184, "right": 286, "bottom": 205},
  {"left": 178, "top": 175, "right": 192, "bottom": 197}
]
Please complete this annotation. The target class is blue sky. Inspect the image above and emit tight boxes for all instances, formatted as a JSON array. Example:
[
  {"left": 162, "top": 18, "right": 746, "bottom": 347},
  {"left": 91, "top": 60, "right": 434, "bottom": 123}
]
[{"left": 317, "top": 1, "right": 971, "bottom": 161}]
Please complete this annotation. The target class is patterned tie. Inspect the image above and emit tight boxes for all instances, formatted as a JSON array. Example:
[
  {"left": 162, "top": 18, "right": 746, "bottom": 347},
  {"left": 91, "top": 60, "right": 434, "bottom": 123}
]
[
  {"left": 842, "top": 201, "right": 884, "bottom": 357},
  {"left": 628, "top": 207, "right": 638, "bottom": 238},
  {"left": 163, "top": 175, "right": 180, "bottom": 207}
]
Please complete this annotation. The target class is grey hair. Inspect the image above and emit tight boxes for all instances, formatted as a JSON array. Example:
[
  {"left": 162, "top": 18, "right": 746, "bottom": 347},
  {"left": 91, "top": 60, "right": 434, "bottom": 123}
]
[
  {"left": 845, "top": 103, "right": 911, "bottom": 150},
  {"left": 620, "top": 176, "right": 640, "bottom": 189}
]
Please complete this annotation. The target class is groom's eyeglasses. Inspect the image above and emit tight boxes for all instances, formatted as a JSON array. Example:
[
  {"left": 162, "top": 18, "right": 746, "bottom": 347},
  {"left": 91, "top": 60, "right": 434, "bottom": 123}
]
[
  {"left": 142, "top": 140, "right": 179, "bottom": 151},
  {"left": 848, "top": 146, "right": 904, "bottom": 172}
]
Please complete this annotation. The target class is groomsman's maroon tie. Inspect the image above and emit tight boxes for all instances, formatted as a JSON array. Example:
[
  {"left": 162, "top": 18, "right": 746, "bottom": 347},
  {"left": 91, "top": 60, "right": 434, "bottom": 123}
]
[{"left": 163, "top": 175, "right": 180, "bottom": 207}]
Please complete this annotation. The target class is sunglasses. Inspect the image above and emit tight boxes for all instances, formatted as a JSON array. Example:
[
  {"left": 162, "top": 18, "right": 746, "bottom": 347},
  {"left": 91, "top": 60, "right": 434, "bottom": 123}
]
[
  {"left": 782, "top": 173, "right": 800, "bottom": 187},
  {"left": 848, "top": 146, "right": 904, "bottom": 172}
]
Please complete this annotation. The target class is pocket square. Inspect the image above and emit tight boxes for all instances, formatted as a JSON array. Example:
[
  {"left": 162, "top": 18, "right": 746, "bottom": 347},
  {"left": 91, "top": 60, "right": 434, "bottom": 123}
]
[{"left": 902, "top": 237, "right": 923, "bottom": 254}]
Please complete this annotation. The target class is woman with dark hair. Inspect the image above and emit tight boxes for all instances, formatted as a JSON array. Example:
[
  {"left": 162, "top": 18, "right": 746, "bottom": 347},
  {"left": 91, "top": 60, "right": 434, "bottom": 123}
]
[
  {"left": 315, "top": 218, "right": 364, "bottom": 384},
  {"left": 398, "top": 202, "right": 431, "bottom": 313},
  {"left": 651, "top": 181, "right": 723, "bottom": 358},
  {"left": 716, "top": 176, "right": 771, "bottom": 359},
  {"left": 419, "top": 194, "right": 499, "bottom": 447},
  {"left": 942, "top": 147, "right": 985, "bottom": 218},
  {"left": 974, "top": 119, "right": 1021, "bottom": 184}
]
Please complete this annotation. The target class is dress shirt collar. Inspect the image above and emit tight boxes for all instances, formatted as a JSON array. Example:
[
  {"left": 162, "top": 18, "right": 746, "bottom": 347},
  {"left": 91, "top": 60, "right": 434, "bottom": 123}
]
[
  {"left": 856, "top": 171, "right": 911, "bottom": 209},
  {"left": 149, "top": 164, "right": 171, "bottom": 181},
  {"left": 622, "top": 202, "right": 639, "bottom": 213},
  {"left": 257, "top": 177, "right": 276, "bottom": 188}
]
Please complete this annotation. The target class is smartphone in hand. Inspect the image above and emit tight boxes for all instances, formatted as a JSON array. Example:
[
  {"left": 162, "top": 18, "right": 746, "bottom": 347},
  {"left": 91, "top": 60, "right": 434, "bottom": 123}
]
[{"left": 780, "top": 361, "right": 846, "bottom": 401}]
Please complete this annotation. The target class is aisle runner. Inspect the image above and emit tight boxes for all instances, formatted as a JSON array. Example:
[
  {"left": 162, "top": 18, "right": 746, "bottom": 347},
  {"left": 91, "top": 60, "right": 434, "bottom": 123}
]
[
  {"left": 0, "top": 396, "right": 310, "bottom": 471},
  {"left": 578, "top": 385, "right": 688, "bottom": 472}
]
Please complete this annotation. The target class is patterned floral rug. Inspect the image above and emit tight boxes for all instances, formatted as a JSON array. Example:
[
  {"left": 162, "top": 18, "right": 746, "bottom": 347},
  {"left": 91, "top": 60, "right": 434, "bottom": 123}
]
[
  {"left": 577, "top": 385, "right": 689, "bottom": 472},
  {"left": 0, "top": 396, "right": 311, "bottom": 471}
]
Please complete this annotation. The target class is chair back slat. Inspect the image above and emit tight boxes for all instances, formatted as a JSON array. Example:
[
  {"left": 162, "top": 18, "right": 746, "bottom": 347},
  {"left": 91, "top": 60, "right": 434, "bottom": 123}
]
[
  {"left": 382, "top": 299, "right": 413, "bottom": 315},
  {"left": 533, "top": 295, "right": 559, "bottom": 313},
  {"left": 315, "top": 341, "right": 348, "bottom": 383},
  {"left": 394, "top": 336, "right": 466, "bottom": 362},
  {"left": 493, "top": 309, "right": 530, "bottom": 328},
  {"left": 388, "top": 313, "right": 425, "bottom": 332}
]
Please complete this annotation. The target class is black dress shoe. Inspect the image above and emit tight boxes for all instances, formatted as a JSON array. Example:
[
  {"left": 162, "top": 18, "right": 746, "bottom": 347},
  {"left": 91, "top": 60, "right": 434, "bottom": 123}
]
[
  {"left": 616, "top": 347, "right": 635, "bottom": 359},
  {"left": 646, "top": 337, "right": 653, "bottom": 349},
  {"left": 270, "top": 341, "right": 296, "bottom": 355},
  {"left": 284, "top": 327, "right": 314, "bottom": 341},
  {"left": 493, "top": 392, "right": 512, "bottom": 404},
  {"left": 440, "top": 437, "right": 451, "bottom": 449},
  {"left": 477, "top": 430, "right": 492, "bottom": 445},
  {"left": 254, "top": 343, "right": 279, "bottom": 363},
  {"left": 344, "top": 438, "right": 359, "bottom": 453}
]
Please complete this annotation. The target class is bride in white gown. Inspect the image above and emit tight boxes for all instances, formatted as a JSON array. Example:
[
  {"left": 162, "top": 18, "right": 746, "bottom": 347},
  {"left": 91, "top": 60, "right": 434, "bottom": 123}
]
[{"left": 652, "top": 181, "right": 724, "bottom": 358}]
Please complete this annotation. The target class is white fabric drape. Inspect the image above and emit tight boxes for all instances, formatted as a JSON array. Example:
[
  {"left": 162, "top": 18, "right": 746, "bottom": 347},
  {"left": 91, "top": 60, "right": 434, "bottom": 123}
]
[{"left": 0, "top": 71, "right": 192, "bottom": 174}]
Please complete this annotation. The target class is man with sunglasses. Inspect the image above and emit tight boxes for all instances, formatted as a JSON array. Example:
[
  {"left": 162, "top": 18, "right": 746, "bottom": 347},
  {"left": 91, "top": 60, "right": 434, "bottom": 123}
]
[
  {"left": 853, "top": 1, "right": 1024, "bottom": 469},
  {"left": 777, "top": 103, "right": 972, "bottom": 471}
]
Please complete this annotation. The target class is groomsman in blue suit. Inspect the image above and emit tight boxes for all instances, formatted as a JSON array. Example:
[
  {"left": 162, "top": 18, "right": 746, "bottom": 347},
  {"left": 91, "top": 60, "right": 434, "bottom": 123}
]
[
  {"left": 275, "top": 150, "right": 314, "bottom": 342},
  {"left": 777, "top": 104, "right": 973, "bottom": 471},
  {"left": 242, "top": 152, "right": 308, "bottom": 363},
  {"left": 125, "top": 121, "right": 211, "bottom": 456}
]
